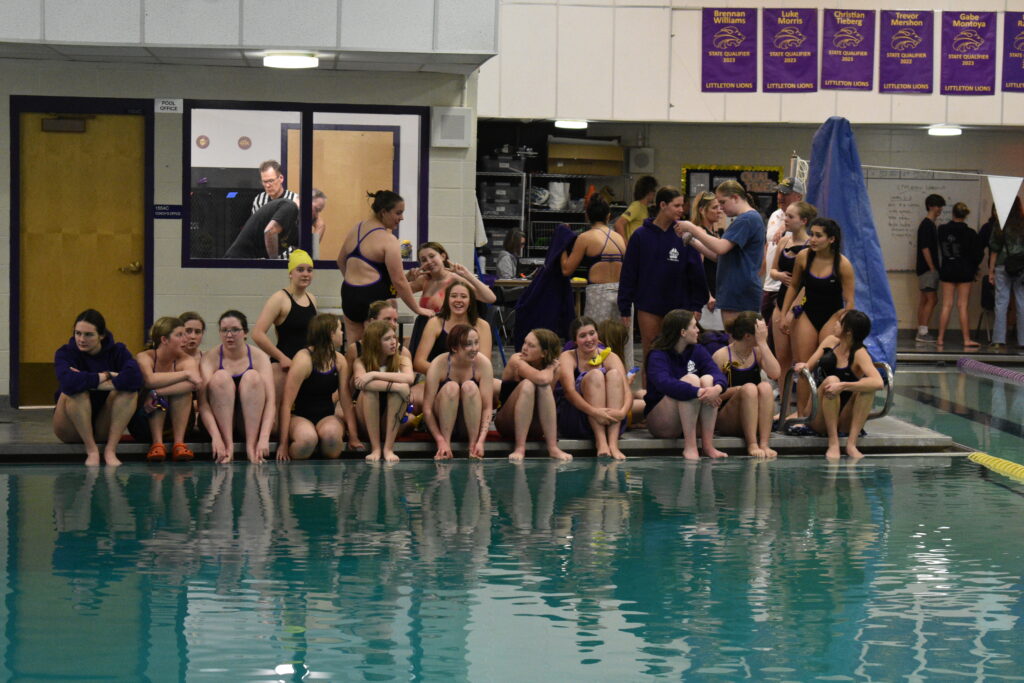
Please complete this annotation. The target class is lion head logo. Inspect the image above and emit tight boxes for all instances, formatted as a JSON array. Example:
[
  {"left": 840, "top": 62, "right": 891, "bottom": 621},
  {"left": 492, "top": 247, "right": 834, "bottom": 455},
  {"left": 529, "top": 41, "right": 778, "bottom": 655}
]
[
  {"left": 891, "top": 28, "right": 922, "bottom": 51},
  {"left": 952, "top": 29, "right": 985, "bottom": 53},
  {"left": 713, "top": 26, "right": 745, "bottom": 49},
  {"left": 1013, "top": 30, "right": 1024, "bottom": 52},
  {"left": 832, "top": 27, "right": 863, "bottom": 49},
  {"left": 774, "top": 27, "right": 806, "bottom": 50}
]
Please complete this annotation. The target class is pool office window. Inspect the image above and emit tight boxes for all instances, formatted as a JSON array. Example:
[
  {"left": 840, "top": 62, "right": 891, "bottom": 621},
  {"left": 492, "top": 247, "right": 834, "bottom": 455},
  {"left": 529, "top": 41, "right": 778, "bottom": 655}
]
[{"left": 182, "top": 100, "right": 429, "bottom": 269}]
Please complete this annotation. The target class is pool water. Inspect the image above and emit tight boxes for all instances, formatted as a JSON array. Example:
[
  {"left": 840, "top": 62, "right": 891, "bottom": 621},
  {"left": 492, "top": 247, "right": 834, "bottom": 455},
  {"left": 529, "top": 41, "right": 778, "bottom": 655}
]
[{"left": 1, "top": 370, "right": 1022, "bottom": 681}]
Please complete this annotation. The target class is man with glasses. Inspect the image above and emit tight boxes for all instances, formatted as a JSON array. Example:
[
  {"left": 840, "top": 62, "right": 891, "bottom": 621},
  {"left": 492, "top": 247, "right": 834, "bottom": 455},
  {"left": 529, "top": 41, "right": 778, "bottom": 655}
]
[{"left": 252, "top": 159, "right": 296, "bottom": 214}]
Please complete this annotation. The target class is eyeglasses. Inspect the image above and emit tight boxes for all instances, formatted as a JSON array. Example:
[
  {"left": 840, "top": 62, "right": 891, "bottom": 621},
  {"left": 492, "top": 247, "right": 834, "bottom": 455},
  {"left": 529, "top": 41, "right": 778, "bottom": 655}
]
[
  {"left": 220, "top": 327, "right": 244, "bottom": 335},
  {"left": 261, "top": 176, "right": 282, "bottom": 186}
]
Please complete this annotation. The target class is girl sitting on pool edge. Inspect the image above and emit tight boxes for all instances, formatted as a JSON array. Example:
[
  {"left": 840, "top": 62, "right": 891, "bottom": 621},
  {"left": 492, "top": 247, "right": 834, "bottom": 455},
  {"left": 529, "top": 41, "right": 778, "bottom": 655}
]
[
  {"left": 795, "top": 310, "right": 883, "bottom": 459},
  {"left": 53, "top": 309, "right": 143, "bottom": 466}
]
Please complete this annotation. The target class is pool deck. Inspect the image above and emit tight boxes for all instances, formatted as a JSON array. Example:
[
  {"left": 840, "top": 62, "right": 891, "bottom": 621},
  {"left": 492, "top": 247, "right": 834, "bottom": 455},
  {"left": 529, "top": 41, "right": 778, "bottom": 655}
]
[
  {"left": 0, "top": 404, "right": 967, "bottom": 462},
  {"left": 3, "top": 331, "right": 1000, "bottom": 463}
]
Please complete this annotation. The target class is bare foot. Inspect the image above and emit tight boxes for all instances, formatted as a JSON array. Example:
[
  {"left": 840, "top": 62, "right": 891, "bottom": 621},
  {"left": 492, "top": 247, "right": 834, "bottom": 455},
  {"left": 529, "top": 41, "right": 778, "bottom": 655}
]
[
  {"left": 964, "top": 339, "right": 981, "bottom": 349},
  {"left": 935, "top": 341, "right": 944, "bottom": 351},
  {"left": 704, "top": 446, "right": 729, "bottom": 459},
  {"left": 825, "top": 444, "right": 842, "bottom": 459},
  {"left": 103, "top": 449, "right": 122, "bottom": 467},
  {"left": 383, "top": 450, "right": 399, "bottom": 463},
  {"left": 508, "top": 448, "right": 526, "bottom": 462},
  {"left": 84, "top": 448, "right": 101, "bottom": 467},
  {"left": 763, "top": 446, "right": 778, "bottom": 459},
  {"left": 609, "top": 446, "right": 627, "bottom": 461},
  {"left": 548, "top": 447, "right": 573, "bottom": 461},
  {"left": 682, "top": 446, "right": 700, "bottom": 460},
  {"left": 365, "top": 450, "right": 382, "bottom": 462},
  {"left": 747, "top": 444, "right": 766, "bottom": 458},
  {"left": 846, "top": 444, "right": 864, "bottom": 459},
  {"left": 217, "top": 442, "right": 234, "bottom": 464}
]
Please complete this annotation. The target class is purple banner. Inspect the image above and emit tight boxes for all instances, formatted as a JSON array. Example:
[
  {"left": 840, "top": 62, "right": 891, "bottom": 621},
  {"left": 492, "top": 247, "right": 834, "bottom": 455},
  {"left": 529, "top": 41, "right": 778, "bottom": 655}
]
[
  {"left": 940, "top": 12, "right": 996, "bottom": 95},
  {"left": 821, "top": 9, "right": 875, "bottom": 90},
  {"left": 702, "top": 8, "right": 757, "bottom": 92},
  {"left": 1004, "top": 11, "right": 1024, "bottom": 92},
  {"left": 879, "top": 10, "right": 934, "bottom": 94},
  {"left": 763, "top": 8, "right": 818, "bottom": 91}
]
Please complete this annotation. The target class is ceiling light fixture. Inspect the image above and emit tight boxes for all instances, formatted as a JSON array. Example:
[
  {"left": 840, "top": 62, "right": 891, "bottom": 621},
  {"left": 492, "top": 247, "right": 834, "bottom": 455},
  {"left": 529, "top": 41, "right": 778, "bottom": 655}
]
[
  {"left": 263, "top": 52, "right": 319, "bottom": 69},
  {"left": 554, "top": 119, "right": 588, "bottom": 130},
  {"left": 927, "top": 124, "right": 962, "bottom": 137}
]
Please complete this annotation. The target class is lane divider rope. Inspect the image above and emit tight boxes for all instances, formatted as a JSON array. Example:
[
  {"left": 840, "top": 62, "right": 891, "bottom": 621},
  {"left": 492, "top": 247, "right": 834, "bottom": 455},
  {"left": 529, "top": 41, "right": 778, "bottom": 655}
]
[
  {"left": 968, "top": 452, "right": 1024, "bottom": 483},
  {"left": 957, "top": 358, "right": 1024, "bottom": 385}
]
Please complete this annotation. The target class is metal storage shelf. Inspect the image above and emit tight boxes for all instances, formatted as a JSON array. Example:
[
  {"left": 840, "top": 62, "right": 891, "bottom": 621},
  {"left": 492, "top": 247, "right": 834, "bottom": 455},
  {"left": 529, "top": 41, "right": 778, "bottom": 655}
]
[{"left": 477, "top": 168, "right": 632, "bottom": 274}]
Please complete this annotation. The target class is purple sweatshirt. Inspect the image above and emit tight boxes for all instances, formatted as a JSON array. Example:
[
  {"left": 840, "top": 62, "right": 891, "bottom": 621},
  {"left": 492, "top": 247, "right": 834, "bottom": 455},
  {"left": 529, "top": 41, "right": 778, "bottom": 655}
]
[
  {"left": 644, "top": 344, "right": 727, "bottom": 415},
  {"left": 618, "top": 218, "right": 709, "bottom": 317},
  {"left": 54, "top": 331, "right": 143, "bottom": 398}
]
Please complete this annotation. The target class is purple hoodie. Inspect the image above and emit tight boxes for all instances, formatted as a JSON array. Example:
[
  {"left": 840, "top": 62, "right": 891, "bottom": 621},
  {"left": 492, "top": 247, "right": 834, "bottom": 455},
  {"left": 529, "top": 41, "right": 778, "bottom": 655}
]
[
  {"left": 618, "top": 218, "right": 709, "bottom": 317},
  {"left": 644, "top": 344, "right": 727, "bottom": 415},
  {"left": 54, "top": 331, "right": 143, "bottom": 398}
]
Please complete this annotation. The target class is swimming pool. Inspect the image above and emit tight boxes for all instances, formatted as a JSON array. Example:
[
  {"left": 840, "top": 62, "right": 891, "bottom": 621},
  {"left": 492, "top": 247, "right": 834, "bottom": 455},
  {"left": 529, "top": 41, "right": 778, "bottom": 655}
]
[
  {"left": 0, "top": 454, "right": 1020, "bottom": 680},
  {"left": 2, "top": 370, "right": 1022, "bottom": 680}
]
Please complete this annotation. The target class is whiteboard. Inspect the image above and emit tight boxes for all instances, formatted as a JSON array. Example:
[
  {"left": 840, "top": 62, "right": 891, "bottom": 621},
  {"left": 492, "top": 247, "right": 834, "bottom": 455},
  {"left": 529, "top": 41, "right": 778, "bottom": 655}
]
[{"left": 864, "top": 168, "right": 988, "bottom": 272}]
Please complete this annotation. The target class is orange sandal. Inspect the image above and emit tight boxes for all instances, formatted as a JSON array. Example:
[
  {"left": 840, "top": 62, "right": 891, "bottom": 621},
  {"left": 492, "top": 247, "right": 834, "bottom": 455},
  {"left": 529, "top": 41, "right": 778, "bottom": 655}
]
[
  {"left": 147, "top": 443, "right": 167, "bottom": 462},
  {"left": 172, "top": 443, "right": 194, "bottom": 462}
]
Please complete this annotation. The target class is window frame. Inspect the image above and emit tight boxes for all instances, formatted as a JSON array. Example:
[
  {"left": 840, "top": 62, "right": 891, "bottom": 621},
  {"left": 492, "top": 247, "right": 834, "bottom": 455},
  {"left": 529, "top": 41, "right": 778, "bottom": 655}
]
[{"left": 181, "top": 99, "right": 430, "bottom": 269}]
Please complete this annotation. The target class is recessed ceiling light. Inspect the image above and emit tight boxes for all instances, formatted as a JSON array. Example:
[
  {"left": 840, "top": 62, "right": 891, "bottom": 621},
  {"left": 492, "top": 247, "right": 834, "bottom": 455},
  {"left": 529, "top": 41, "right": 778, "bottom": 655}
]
[
  {"left": 928, "top": 124, "right": 962, "bottom": 137},
  {"left": 263, "top": 52, "right": 319, "bottom": 69},
  {"left": 554, "top": 120, "right": 588, "bottom": 130}
]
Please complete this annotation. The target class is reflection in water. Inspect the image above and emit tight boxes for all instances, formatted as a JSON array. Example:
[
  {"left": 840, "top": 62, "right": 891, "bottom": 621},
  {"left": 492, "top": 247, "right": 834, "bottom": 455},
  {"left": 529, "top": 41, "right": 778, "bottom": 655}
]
[{"left": 5, "top": 459, "right": 1021, "bottom": 679}]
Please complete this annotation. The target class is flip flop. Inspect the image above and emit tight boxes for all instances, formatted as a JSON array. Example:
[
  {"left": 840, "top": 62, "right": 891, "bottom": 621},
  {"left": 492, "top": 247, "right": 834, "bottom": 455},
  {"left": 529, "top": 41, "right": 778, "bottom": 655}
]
[
  {"left": 147, "top": 443, "right": 167, "bottom": 462},
  {"left": 172, "top": 443, "right": 194, "bottom": 462}
]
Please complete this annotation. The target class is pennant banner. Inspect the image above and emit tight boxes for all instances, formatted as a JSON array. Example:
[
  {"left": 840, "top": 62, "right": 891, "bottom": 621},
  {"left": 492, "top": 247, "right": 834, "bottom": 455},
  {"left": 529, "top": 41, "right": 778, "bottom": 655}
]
[
  {"left": 879, "top": 10, "right": 934, "bottom": 94},
  {"left": 987, "top": 175, "right": 1024, "bottom": 228},
  {"left": 821, "top": 9, "right": 875, "bottom": 91},
  {"left": 1004, "top": 11, "right": 1024, "bottom": 92},
  {"left": 763, "top": 8, "right": 818, "bottom": 91},
  {"left": 701, "top": 7, "right": 758, "bottom": 92},
  {"left": 940, "top": 11, "right": 997, "bottom": 95}
]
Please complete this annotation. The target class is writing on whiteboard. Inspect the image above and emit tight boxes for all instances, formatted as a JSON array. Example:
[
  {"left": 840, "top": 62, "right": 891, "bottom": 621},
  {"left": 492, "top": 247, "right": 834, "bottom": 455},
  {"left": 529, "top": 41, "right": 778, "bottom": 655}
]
[{"left": 864, "top": 168, "right": 985, "bottom": 271}]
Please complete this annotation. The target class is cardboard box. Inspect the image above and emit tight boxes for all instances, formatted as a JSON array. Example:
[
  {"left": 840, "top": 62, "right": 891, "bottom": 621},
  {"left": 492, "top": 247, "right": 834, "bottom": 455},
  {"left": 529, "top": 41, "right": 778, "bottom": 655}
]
[{"left": 547, "top": 142, "right": 623, "bottom": 176}]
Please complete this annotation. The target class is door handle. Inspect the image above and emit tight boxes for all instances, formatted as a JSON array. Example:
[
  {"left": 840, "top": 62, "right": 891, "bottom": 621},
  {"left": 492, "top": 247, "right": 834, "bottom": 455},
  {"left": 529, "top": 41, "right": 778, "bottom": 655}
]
[{"left": 118, "top": 260, "right": 142, "bottom": 274}]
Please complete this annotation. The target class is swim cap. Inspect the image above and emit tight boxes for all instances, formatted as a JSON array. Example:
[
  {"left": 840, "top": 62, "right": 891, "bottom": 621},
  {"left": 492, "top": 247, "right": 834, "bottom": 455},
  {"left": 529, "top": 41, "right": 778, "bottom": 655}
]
[{"left": 288, "top": 249, "right": 313, "bottom": 272}]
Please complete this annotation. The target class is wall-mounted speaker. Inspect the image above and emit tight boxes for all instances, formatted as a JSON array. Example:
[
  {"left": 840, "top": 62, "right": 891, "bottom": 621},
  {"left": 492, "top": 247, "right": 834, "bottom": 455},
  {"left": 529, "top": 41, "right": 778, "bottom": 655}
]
[
  {"left": 628, "top": 147, "right": 655, "bottom": 174},
  {"left": 431, "top": 106, "right": 473, "bottom": 148}
]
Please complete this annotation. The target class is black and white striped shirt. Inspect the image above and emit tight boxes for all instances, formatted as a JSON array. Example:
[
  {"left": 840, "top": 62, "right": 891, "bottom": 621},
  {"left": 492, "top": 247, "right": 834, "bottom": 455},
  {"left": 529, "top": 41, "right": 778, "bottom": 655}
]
[{"left": 251, "top": 189, "right": 297, "bottom": 214}]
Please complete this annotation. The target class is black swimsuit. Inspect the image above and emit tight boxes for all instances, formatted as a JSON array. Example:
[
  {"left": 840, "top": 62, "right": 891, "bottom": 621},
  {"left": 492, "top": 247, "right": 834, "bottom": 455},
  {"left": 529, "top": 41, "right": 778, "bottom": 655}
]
[
  {"left": 274, "top": 290, "right": 316, "bottom": 362},
  {"left": 342, "top": 222, "right": 397, "bottom": 323},
  {"left": 426, "top": 321, "right": 450, "bottom": 364},
  {"left": 292, "top": 360, "right": 338, "bottom": 424},
  {"left": 219, "top": 345, "right": 254, "bottom": 390},
  {"left": 439, "top": 354, "right": 478, "bottom": 388},
  {"left": 776, "top": 241, "right": 809, "bottom": 310},
  {"left": 816, "top": 345, "right": 858, "bottom": 411},
  {"left": 801, "top": 256, "right": 844, "bottom": 331},
  {"left": 722, "top": 346, "right": 761, "bottom": 387}
]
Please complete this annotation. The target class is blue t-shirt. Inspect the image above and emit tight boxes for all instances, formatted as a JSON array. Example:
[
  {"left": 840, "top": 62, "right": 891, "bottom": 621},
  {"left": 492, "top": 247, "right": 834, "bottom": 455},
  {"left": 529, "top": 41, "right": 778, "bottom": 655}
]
[{"left": 716, "top": 210, "right": 766, "bottom": 312}]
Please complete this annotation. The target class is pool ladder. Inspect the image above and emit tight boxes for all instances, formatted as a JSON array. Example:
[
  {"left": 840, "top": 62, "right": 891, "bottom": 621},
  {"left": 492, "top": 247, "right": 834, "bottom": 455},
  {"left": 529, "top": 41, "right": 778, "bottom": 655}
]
[{"left": 778, "top": 362, "right": 894, "bottom": 433}]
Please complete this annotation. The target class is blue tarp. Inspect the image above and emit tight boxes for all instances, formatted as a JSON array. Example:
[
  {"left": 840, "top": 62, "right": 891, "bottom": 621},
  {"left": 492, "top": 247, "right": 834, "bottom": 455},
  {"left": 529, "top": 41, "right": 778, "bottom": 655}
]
[
  {"left": 805, "top": 116, "right": 898, "bottom": 370},
  {"left": 512, "top": 224, "right": 577, "bottom": 348}
]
